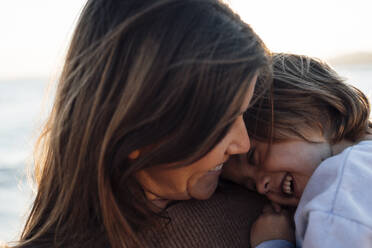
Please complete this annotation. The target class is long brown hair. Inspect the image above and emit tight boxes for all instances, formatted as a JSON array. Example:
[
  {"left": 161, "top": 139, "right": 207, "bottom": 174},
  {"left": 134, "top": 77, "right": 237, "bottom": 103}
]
[
  {"left": 15, "top": 0, "right": 270, "bottom": 247},
  {"left": 246, "top": 53, "right": 372, "bottom": 144}
]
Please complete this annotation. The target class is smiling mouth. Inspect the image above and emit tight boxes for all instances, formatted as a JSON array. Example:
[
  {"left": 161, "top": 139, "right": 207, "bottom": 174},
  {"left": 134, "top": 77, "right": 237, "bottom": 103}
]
[
  {"left": 209, "top": 163, "right": 224, "bottom": 172},
  {"left": 282, "top": 173, "right": 294, "bottom": 195}
]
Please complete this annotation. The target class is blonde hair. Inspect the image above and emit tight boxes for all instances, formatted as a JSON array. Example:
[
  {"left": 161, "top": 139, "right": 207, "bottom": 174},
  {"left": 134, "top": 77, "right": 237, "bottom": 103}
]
[{"left": 246, "top": 53, "right": 371, "bottom": 144}]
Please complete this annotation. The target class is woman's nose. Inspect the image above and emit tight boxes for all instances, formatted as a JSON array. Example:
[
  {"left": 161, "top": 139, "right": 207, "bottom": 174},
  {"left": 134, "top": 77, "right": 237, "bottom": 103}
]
[
  {"left": 227, "top": 117, "right": 250, "bottom": 155},
  {"left": 256, "top": 175, "right": 271, "bottom": 194},
  {"left": 233, "top": 132, "right": 250, "bottom": 154}
]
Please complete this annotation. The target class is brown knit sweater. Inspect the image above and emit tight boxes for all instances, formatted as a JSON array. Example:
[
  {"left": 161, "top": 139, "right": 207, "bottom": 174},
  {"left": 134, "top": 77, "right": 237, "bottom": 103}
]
[{"left": 138, "top": 183, "right": 268, "bottom": 248}]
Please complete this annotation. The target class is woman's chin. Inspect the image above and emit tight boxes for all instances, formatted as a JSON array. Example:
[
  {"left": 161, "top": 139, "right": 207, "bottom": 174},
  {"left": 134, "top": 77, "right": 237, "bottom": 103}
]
[
  {"left": 188, "top": 180, "right": 219, "bottom": 200},
  {"left": 187, "top": 170, "right": 221, "bottom": 200}
]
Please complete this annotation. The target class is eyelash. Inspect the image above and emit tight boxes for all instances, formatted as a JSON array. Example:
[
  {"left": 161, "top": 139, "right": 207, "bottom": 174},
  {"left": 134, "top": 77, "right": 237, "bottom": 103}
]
[
  {"left": 246, "top": 147, "right": 256, "bottom": 166},
  {"left": 246, "top": 179, "right": 257, "bottom": 192}
]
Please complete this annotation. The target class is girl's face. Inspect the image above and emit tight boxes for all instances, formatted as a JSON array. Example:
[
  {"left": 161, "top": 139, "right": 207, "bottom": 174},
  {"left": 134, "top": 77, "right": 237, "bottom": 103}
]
[
  {"left": 223, "top": 136, "right": 331, "bottom": 206},
  {"left": 135, "top": 75, "right": 257, "bottom": 208}
]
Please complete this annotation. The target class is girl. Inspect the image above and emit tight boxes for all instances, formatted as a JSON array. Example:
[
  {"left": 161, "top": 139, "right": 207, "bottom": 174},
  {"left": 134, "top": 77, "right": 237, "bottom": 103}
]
[
  {"left": 12, "top": 0, "right": 270, "bottom": 247},
  {"left": 223, "top": 53, "right": 372, "bottom": 247}
]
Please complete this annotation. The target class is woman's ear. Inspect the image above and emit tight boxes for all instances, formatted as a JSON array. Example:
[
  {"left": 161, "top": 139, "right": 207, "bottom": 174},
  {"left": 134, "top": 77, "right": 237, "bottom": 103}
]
[{"left": 128, "top": 150, "right": 141, "bottom": 160}]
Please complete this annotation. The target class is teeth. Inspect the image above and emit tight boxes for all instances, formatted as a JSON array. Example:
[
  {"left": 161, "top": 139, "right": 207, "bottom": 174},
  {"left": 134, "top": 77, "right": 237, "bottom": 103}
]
[
  {"left": 210, "top": 164, "right": 223, "bottom": 172},
  {"left": 283, "top": 174, "right": 293, "bottom": 195}
]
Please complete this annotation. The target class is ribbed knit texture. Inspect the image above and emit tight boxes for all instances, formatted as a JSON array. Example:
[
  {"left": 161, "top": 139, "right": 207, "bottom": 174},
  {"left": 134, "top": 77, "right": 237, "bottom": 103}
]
[{"left": 138, "top": 183, "right": 268, "bottom": 248}]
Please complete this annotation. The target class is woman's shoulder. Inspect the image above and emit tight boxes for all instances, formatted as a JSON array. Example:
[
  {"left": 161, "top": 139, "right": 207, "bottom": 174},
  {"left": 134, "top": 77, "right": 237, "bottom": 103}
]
[{"left": 139, "top": 182, "right": 267, "bottom": 248}]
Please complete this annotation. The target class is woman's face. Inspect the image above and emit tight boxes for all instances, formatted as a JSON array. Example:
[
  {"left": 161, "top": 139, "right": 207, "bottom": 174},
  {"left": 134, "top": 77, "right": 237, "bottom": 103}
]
[
  {"left": 223, "top": 137, "right": 331, "bottom": 206},
  {"left": 135, "top": 75, "right": 257, "bottom": 208}
]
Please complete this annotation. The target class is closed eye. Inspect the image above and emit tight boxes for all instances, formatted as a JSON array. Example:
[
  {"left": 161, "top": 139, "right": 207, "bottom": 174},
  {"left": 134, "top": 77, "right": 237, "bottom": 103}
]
[
  {"left": 246, "top": 147, "right": 256, "bottom": 166},
  {"left": 244, "top": 178, "right": 257, "bottom": 192}
]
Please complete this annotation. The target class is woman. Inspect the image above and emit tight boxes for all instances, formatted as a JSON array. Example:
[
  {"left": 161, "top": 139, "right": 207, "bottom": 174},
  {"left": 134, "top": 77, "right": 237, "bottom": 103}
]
[
  {"left": 12, "top": 0, "right": 270, "bottom": 247},
  {"left": 223, "top": 53, "right": 372, "bottom": 247}
]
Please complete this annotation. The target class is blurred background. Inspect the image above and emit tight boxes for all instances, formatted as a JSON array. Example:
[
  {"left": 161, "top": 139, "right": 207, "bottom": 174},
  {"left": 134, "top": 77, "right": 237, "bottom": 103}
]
[{"left": 1, "top": 0, "right": 371, "bottom": 242}]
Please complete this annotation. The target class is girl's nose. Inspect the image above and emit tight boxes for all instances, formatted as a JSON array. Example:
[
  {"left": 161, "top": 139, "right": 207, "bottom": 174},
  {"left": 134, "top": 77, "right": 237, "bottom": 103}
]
[{"left": 256, "top": 175, "right": 271, "bottom": 194}]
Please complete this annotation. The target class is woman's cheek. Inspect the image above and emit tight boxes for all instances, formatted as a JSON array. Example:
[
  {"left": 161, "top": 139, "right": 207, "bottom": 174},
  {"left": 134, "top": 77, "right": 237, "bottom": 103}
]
[
  {"left": 221, "top": 158, "right": 250, "bottom": 186},
  {"left": 221, "top": 164, "right": 240, "bottom": 182}
]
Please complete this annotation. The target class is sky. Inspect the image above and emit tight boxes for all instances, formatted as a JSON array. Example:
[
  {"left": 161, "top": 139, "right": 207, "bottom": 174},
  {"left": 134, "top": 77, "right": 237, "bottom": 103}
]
[{"left": 1, "top": 0, "right": 371, "bottom": 79}]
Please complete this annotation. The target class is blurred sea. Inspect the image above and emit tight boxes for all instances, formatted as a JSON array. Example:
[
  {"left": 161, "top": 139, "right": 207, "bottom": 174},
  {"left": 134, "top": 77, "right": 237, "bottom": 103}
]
[
  {"left": 0, "top": 78, "right": 53, "bottom": 243},
  {"left": 0, "top": 64, "right": 371, "bottom": 242}
]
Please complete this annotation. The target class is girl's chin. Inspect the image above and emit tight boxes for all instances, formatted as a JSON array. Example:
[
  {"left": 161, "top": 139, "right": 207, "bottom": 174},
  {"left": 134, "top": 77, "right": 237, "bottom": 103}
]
[{"left": 267, "top": 193, "right": 300, "bottom": 207}]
